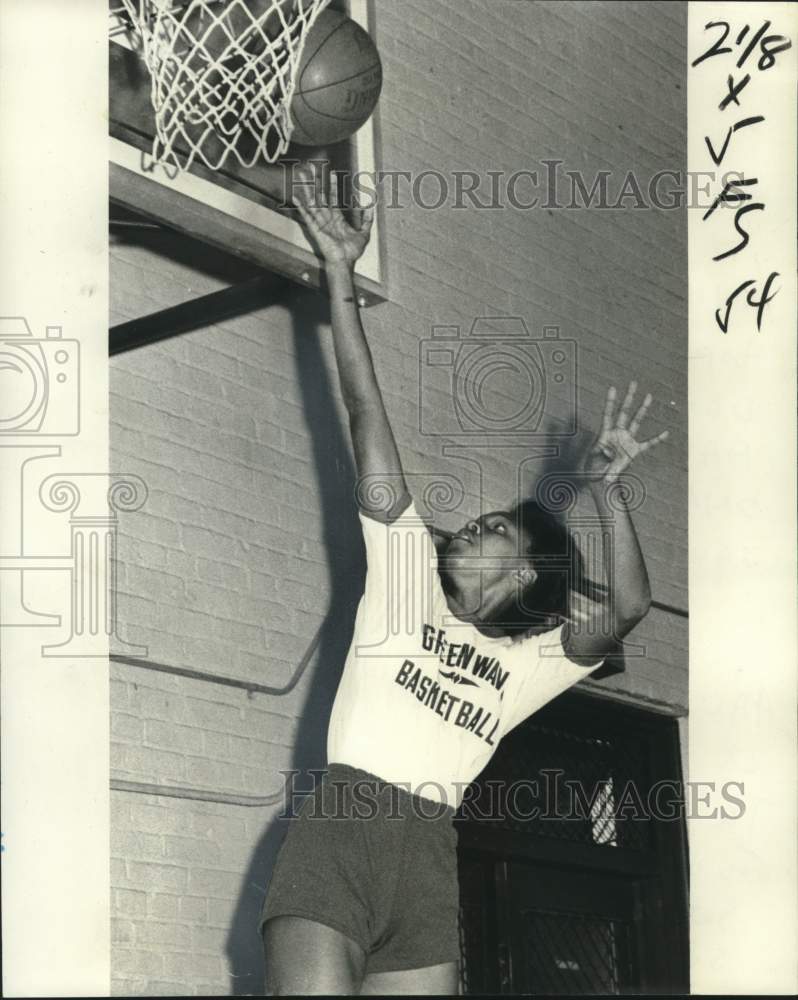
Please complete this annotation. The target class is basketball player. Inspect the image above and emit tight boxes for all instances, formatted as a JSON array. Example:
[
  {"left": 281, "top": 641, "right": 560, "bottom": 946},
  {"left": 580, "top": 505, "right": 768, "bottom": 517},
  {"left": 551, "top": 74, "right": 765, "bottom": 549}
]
[{"left": 259, "top": 167, "right": 668, "bottom": 995}]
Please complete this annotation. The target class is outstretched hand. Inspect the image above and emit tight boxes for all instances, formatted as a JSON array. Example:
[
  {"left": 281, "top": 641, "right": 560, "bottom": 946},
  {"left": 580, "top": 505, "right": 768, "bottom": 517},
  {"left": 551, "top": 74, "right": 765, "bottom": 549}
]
[
  {"left": 292, "top": 163, "right": 374, "bottom": 267},
  {"left": 584, "top": 381, "right": 669, "bottom": 481}
]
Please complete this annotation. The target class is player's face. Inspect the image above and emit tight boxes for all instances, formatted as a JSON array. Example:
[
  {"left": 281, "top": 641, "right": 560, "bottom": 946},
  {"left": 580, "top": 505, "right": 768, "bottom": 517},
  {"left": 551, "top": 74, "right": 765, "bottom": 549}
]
[{"left": 444, "top": 511, "right": 534, "bottom": 587}]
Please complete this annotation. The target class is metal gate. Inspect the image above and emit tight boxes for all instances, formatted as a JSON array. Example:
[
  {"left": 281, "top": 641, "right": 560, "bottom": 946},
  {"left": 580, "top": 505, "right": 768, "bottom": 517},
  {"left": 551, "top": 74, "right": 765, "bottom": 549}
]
[{"left": 456, "top": 691, "right": 689, "bottom": 995}]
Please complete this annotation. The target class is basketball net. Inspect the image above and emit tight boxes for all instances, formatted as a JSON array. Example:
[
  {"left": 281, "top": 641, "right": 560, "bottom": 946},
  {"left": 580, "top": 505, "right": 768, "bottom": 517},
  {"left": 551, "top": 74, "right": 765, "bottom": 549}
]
[{"left": 111, "top": 0, "right": 331, "bottom": 174}]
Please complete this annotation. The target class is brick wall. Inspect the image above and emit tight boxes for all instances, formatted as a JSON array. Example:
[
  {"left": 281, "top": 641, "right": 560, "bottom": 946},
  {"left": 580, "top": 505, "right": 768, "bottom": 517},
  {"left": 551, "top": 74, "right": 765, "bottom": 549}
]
[{"left": 109, "top": 1, "right": 687, "bottom": 993}]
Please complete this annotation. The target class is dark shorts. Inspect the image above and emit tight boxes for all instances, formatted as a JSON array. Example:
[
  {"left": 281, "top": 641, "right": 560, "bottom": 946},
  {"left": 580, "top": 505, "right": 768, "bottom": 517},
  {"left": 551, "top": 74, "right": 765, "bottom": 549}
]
[{"left": 259, "top": 763, "right": 461, "bottom": 974}]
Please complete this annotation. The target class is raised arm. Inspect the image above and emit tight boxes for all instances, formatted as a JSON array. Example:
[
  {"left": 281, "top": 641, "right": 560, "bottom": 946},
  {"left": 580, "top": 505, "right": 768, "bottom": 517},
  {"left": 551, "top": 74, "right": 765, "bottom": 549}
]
[
  {"left": 293, "top": 167, "right": 408, "bottom": 520},
  {"left": 563, "top": 381, "right": 669, "bottom": 666}
]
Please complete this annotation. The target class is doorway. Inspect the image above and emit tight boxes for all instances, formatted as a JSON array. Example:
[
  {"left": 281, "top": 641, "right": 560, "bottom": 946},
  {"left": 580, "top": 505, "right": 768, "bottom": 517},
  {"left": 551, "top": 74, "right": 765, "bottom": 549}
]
[{"left": 456, "top": 691, "right": 689, "bottom": 994}]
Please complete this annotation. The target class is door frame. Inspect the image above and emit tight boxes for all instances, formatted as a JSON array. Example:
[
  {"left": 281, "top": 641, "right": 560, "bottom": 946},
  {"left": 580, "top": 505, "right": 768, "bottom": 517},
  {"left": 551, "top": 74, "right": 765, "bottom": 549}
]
[{"left": 456, "top": 690, "right": 690, "bottom": 994}]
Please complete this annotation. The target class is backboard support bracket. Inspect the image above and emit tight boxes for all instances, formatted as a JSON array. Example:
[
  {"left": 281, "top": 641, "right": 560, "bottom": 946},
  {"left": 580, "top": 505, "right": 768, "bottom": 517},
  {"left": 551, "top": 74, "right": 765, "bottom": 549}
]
[
  {"left": 109, "top": 0, "right": 387, "bottom": 312},
  {"left": 110, "top": 163, "right": 384, "bottom": 309},
  {"left": 109, "top": 271, "right": 294, "bottom": 356}
]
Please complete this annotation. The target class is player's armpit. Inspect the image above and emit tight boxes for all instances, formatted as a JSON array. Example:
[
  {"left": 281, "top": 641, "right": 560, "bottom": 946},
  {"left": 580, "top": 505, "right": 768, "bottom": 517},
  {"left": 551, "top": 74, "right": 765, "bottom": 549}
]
[{"left": 358, "top": 488, "right": 412, "bottom": 524}]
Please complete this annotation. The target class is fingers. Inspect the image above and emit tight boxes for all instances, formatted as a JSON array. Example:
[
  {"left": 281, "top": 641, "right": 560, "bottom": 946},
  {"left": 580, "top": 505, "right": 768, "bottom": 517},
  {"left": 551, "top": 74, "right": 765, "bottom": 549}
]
[
  {"left": 292, "top": 162, "right": 329, "bottom": 214},
  {"left": 357, "top": 201, "right": 375, "bottom": 234},
  {"left": 638, "top": 429, "right": 669, "bottom": 453},
  {"left": 295, "top": 163, "right": 377, "bottom": 242},
  {"left": 292, "top": 176, "right": 320, "bottom": 222},
  {"left": 293, "top": 184, "right": 340, "bottom": 245},
  {"left": 293, "top": 193, "right": 329, "bottom": 237},
  {"left": 628, "top": 392, "right": 652, "bottom": 437},
  {"left": 616, "top": 380, "right": 637, "bottom": 430},
  {"left": 602, "top": 385, "right": 617, "bottom": 434},
  {"left": 292, "top": 163, "right": 315, "bottom": 206},
  {"left": 293, "top": 194, "right": 311, "bottom": 223},
  {"left": 351, "top": 183, "right": 377, "bottom": 233}
]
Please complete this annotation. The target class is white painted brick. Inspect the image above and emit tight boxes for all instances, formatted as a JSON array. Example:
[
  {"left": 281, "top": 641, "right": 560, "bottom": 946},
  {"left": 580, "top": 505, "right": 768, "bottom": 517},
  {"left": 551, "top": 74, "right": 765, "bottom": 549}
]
[
  {"left": 147, "top": 893, "right": 179, "bottom": 920},
  {"left": 115, "top": 888, "right": 147, "bottom": 919},
  {"left": 136, "top": 920, "right": 192, "bottom": 951},
  {"left": 163, "top": 834, "right": 221, "bottom": 867},
  {"left": 113, "top": 948, "right": 165, "bottom": 978},
  {"left": 161, "top": 952, "right": 223, "bottom": 981},
  {"left": 179, "top": 896, "right": 209, "bottom": 923},
  {"left": 186, "top": 867, "right": 241, "bottom": 900},
  {"left": 127, "top": 862, "right": 188, "bottom": 895},
  {"left": 110, "top": 3, "right": 688, "bottom": 995}
]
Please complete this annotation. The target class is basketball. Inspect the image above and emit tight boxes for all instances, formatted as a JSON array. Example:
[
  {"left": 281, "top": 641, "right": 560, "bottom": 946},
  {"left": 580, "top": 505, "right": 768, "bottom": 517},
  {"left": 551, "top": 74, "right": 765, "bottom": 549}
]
[{"left": 288, "top": 8, "right": 383, "bottom": 147}]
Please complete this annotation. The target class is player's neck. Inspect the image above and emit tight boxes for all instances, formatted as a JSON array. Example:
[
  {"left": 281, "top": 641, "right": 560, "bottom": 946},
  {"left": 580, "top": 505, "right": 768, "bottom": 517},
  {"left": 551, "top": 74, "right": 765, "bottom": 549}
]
[{"left": 440, "top": 571, "right": 512, "bottom": 638}]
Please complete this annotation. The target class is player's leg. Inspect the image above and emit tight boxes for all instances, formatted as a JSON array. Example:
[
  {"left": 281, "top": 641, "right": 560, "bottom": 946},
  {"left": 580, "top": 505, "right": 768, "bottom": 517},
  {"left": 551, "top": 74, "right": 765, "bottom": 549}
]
[
  {"left": 263, "top": 914, "right": 367, "bottom": 996},
  {"left": 361, "top": 961, "right": 460, "bottom": 996}
]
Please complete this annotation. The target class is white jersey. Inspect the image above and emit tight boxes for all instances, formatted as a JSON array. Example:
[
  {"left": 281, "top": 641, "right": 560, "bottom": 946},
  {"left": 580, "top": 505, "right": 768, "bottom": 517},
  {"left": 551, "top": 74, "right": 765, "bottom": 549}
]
[{"left": 326, "top": 499, "right": 602, "bottom": 807}]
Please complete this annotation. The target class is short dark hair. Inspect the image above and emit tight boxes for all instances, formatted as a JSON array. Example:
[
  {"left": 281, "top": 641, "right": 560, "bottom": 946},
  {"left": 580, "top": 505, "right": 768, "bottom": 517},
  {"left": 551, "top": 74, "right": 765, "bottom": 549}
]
[{"left": 491, "top": 499, "right": 582, "bottom": 635}]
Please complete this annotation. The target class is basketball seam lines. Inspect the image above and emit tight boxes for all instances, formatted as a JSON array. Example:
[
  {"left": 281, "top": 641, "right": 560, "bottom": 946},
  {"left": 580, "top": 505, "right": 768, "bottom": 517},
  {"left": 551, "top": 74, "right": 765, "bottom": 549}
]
[
  {"left": 297, "top": 90, "right": 371, "bottom": 125},
  {"left": 298, "top": 18, "right": 352, "bottom": 91},
  {"left": 297, "top": 62, "right": 382, "bottom": 97}
]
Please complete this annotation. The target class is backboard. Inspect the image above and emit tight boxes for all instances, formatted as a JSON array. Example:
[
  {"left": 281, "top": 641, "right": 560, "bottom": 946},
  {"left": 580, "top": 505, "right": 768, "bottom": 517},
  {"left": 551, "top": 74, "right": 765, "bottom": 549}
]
[{"left": 109, "top": 0, "right": 387, "bottom": 305}]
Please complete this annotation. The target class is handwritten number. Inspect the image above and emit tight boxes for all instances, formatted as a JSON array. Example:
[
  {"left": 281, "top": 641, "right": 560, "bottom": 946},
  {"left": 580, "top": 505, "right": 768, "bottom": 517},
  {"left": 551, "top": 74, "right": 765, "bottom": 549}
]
[
  {"left": 693, "top": 20, "right": 785, "bottom": 336},
  {"left": 736, "top": 21, "right": 769, "bottom": 68},
  {"left": 715, "top": 273, "right": 780, "bottom": 334},
  {"left": 747, "top": 272, "right": 779, "bottom": 330},
  {"left": 692, "top": 21, "right": 732, "bottom": 66},
  {"left": 693, "top": 19, "right": 791, "bottom": 72},
  {"left": 713, "top": 203, "right": 765, "bottom": 261},
  {"left": 758, "top": 35, "right": 792, "bottom": 71}
]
